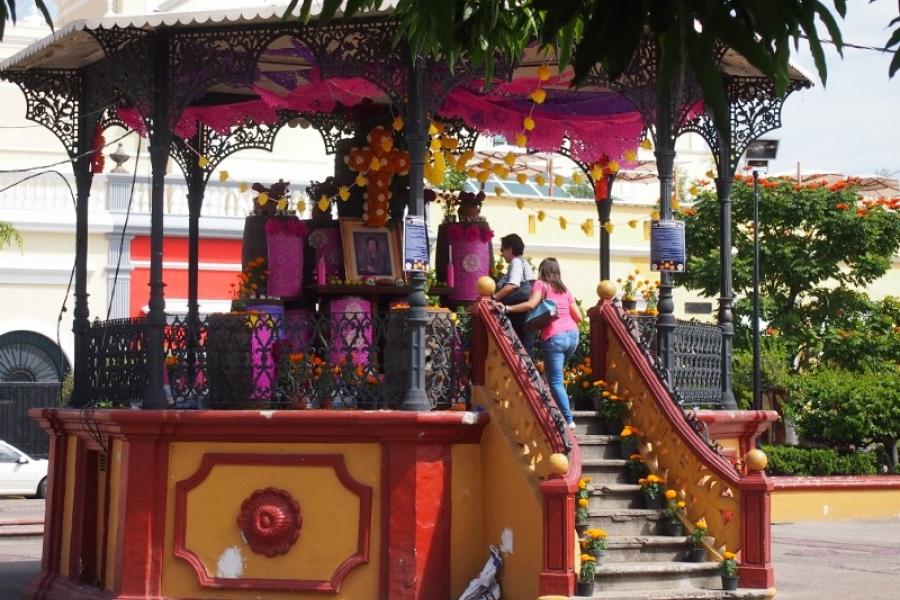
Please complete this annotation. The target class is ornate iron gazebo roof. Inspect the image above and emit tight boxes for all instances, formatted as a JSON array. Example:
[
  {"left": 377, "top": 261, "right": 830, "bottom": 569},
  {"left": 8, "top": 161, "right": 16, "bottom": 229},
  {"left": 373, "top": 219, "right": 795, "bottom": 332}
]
[{"left": 0, "top": 6, "right": 811, "bottom": 411}]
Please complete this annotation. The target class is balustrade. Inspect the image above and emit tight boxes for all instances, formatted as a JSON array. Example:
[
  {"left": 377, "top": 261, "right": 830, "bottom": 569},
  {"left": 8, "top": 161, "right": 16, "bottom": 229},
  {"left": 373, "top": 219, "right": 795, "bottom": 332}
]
[
  {"left": 83, "top": 309, "right": 469, "bottom": 410},
  {"left": 590, "top": 284, "right": 774, "bottom": 587}
]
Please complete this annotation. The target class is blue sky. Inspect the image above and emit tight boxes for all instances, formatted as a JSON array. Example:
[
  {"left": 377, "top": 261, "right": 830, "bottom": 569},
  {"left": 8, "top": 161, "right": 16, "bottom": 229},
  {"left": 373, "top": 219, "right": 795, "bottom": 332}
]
[{"left": 768, "top": 1, "right": 900, "bottom": 176}]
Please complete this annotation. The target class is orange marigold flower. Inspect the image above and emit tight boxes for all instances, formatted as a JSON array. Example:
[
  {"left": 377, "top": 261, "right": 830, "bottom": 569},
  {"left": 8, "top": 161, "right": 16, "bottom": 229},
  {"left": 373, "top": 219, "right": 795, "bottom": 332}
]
[{"left": 665, "top": 489, "right": 677, "bottom": 500}]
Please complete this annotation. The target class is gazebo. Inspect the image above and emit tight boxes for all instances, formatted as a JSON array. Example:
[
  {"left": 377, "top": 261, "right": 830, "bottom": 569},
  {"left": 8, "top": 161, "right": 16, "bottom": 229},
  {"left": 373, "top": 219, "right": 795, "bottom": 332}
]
[{"left": 1, "top": 6, "right": 807, "bottom": 599}]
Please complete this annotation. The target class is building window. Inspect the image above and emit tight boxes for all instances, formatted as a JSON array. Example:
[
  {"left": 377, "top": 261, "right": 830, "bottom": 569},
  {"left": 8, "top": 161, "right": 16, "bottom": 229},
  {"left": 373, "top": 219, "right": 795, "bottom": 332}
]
[{"left": 0, "top": 331, "right": 69, "bottom": 383}]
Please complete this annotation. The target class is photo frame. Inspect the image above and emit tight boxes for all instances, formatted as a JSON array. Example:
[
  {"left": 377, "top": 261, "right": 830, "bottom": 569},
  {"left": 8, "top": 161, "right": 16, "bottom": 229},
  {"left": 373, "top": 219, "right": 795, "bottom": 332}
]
[{"left": 340, "top": 219, "right": 403, "bottom": 283}]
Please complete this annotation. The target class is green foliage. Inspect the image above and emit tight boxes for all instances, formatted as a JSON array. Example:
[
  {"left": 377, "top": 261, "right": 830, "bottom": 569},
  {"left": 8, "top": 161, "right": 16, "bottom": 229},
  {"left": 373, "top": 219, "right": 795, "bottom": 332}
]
[
  {"left": 0, "top": 1, "right": 53, "bottom": 40},
  {"left": 280, "top": 1, "right": 900, "bottom": 139},
  {"left": 566, "top": 182, "right": 594, "bottom": 199},
  {"left": 761, "top": 444, "right": 878, "bottom": 476},
  {"left": 731, "top": 337, "right": 793, "bottom": 409},
  {"left": 781, "top": 367, "right": 900, "bottom": 469},
  {"left": 679, "top": 178, "right": 900, "bottom": 369},
  {"left": 816, "top": 293, "right": 899, "bottom": 371},
  {"left": 0, "top": 221, "right": 22, "bottom": 250},
  {"left": 438, "top": 168, "right": 468, "bottom": 193},
  {"left": 688, "top": 522, "right": 708, "bottom": 549}
]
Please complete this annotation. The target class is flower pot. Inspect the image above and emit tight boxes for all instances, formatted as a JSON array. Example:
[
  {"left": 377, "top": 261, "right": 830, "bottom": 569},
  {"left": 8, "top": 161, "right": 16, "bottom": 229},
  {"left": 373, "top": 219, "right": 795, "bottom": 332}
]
[
  {"left": 687, "top": 547, "right": 708, "bottom": 562},
  {"left": 575, "top": 522, "right": 589, "bottom": 537},
  {"left": 721, "top": 575, "right": 739, "bottom": 590},
  {"left": 622, "top": 298, "right": 638, "bottom": 311},
  {"left": 603, "top": 416, "right": 621, "bottom": 435},
  {"left": 288, "top": 394, "right": 309, "bottom": 410},
  {"left": 318, "top": 396, "right": 334, "bottom": 410},
  {"left": 643, "top": 494, "right": 665, "bottom": 510},
  {"left": 576, "top": 580, "right": 595, "bottom": 596},
  {"left": 663, "top": 521, "right": 684, "bottom": 536},
  {"left": 619, "top": 437, "right": 638, "bottom": 458}
]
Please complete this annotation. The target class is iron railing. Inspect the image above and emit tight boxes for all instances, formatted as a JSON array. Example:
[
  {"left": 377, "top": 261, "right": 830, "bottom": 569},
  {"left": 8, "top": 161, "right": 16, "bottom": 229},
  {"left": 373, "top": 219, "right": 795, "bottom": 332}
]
[
  {"left": 85, "top": 310, "right": 471, "bottom": 410},
  {"left": 0, "top": 382, "right": 62, "bottom": 457},
  {"left": 631, "top": 315, "right": 723, "bottom": 408}
]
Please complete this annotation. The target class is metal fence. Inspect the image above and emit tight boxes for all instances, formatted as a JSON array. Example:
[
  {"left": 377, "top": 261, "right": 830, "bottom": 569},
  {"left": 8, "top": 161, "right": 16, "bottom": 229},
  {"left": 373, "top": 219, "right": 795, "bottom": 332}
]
[
  {"left": 0, "top": 383, "right": 62, "bottom": 457},
  {"left": 85, "top": 310, "right": 471, "bottom": 410},
  {"left": 631, "top": 315, "right": 723, "bottom": 408}
]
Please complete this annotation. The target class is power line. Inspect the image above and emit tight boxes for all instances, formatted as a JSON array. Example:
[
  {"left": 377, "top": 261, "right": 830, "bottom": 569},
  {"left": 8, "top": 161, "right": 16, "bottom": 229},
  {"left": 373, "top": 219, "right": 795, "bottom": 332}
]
[{"left": 0, "top": 129, "right": 136, "bottom": 173}]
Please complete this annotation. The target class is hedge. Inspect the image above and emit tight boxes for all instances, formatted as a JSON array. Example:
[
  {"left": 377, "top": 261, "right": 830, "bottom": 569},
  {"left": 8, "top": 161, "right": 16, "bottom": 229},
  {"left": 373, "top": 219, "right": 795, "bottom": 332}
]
[{"left": 762, "top": 444, "right": 878, "bottom": 476}]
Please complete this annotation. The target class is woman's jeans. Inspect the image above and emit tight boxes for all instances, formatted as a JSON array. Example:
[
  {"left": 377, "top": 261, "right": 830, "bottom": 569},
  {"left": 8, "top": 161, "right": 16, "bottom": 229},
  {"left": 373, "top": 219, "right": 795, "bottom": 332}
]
[{"left": 540, "top": 329, "right": 580, "bottom": 424}]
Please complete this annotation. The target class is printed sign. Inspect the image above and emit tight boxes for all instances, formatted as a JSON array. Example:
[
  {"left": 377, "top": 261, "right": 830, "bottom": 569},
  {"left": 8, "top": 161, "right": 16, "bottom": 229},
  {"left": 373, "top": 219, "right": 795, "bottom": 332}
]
[
  {"left": 650, "top": 219, "right": 686, "bottom": 272},
  {"left": 403, "top": 215, "right": 430, "bottom": 272}
]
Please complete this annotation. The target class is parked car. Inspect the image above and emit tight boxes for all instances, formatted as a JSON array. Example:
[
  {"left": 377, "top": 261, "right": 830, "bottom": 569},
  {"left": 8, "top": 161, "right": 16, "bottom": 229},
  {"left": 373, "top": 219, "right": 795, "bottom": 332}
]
[{"left": 0, "top": 440, "right": 48, "bottom": 498}]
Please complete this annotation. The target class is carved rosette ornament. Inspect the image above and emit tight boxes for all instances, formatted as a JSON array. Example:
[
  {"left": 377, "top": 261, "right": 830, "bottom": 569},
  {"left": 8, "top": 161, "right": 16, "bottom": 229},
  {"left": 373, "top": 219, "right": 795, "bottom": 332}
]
[{"left": 236, "top": 488, "right": 302, "bottom": 557}]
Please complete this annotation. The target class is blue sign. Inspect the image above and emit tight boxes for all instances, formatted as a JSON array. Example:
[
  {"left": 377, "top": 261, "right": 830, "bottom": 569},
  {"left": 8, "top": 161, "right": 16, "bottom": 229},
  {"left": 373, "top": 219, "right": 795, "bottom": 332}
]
[
  {"left": 403, "top": 215, "right": 430, "bottom": 272},
  {"left": 650, "top": 220, "right": 686, "bottom": 272}
]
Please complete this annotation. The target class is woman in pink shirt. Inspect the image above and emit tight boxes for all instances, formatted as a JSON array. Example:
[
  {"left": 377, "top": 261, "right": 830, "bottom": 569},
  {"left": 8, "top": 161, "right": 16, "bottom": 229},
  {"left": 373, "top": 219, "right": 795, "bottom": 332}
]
[{"left": 499, "top": 257, "right": 582, "bottom": 428}]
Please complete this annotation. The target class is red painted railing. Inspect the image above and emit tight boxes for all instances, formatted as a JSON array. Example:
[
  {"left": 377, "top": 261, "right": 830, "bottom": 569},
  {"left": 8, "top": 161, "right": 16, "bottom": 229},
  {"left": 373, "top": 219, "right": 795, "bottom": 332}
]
[
  {"left": 471, "top": 297, "right": 582, "bottom": 596},
  {"left": 589, "top": 295, "right": 775, "bottom": 588}
]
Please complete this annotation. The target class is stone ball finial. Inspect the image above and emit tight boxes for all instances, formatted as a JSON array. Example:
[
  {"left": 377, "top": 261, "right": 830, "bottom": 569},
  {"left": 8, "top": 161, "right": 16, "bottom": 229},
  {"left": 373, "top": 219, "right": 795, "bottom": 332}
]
[
  {"left": 476, "top": 276, "right": 496, "bottom": 297},
  {"left": 746, "top": 448, "right": 768, "bottom": 472},
  {"left": 598, "top": 280, "right": 617, "bottom": 299},
  {"left": 549, "top": 453, "right": 569, "bottom": 475}
]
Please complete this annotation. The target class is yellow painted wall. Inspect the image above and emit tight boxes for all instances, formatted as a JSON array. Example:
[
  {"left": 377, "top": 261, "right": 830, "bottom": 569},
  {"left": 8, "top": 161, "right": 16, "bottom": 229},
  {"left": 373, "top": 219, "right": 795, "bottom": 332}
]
[
  {"left": 772, "top": 488, "right": 900, "bottom": 522},
  {"left": 163, "top": 442, "right": 381, "bottom": 600},
  {"left": 475, "top": 392, "right": 544, "bottom": 600},
  {"left": 104, "top": 438, "right": 123, "bottom": 591},
  {"left": 451, "top": 444, "right": 485, "bottom": 599}
]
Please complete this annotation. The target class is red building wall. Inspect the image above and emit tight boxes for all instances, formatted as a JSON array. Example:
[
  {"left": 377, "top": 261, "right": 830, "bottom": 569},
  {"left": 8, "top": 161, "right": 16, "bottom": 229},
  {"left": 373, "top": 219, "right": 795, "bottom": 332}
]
[{"left": 129, "top": 236, "right": 242, "bottom": 317}]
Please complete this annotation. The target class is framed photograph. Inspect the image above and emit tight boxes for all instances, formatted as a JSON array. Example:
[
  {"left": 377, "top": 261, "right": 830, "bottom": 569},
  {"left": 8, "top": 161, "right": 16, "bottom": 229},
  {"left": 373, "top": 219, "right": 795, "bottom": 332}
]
[{"left": 340, "top": 219, "right": 403, "bottom": 282}]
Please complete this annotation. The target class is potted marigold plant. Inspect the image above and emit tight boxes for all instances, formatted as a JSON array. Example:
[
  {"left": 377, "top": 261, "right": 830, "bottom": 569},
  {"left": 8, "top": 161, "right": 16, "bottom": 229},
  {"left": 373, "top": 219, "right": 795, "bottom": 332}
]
[
  {"left": 597, "top": 387, "right": 627, "bottom": 433},
  {"left": 720, "top": 550, "right": 739, "bottom": 590},
  {"left": 625, "top": 453, "right": 649, "bottom": 483},
  {"left": 686, "top": 518, "right": 709, "bottom": 562},
  {"left": 662, "top": 489, "right": 686, "bottom": 536},
  {"left": 577, "top": 553, "right": 596, "bottom": 596},
  {"left": 619, "top": 425, "right": 640, "bottom": 457},
  {"left": 580, "top": 527, "right": 608, "bottom": 563},
  {"left": 638, "top": 474, "right": 666, "bottom": 509},
  {"left": 575, "top": 477, "right": 592, "bottom": 536}
]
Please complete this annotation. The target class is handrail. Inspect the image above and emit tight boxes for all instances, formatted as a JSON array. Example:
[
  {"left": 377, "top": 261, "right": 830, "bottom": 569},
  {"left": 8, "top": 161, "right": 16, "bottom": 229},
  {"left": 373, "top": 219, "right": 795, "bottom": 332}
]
[
  {"left": 470, "top": 294, "right": 582, "bottom": 595},
  {"left": 471, "top": 298, "right": 571, "bottom": 456},
  {"left": 590, "top": 294, "right": 774, "bottom": 588}
]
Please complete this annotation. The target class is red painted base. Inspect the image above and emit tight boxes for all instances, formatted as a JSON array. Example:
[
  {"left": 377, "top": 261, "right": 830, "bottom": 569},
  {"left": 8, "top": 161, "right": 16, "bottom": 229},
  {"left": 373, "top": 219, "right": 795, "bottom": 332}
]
[{"left": 27, "top": 409, "right": 489, "bottom": 600}]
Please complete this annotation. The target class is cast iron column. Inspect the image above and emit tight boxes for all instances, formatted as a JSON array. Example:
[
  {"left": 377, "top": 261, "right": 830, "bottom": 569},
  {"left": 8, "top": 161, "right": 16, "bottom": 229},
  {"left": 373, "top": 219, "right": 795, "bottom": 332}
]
[
  {"left": 401, "top": 56, "right": 430, "bottom": 411},
  {"left": 596, "top": 174, "right": 616, "bottom": 281},
  {"left": 715, "top": 140, "right": 738, "bottom": 409},
  {"left": 144, "top": 32, "right": 171, "bottom": 409},
  {"left": 185, "top": 131, "right": 205, "bottom": 394},
  {"left": 654, "top": 92, "right": 677, "bottom": 380},
  {"left": 71, "top": 145, "right": 94, "bottom": 408}
]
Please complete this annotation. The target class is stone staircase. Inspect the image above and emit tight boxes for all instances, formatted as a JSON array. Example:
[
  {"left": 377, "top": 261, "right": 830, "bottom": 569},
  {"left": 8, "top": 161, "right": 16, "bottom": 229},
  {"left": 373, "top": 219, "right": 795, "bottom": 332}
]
[{"left": 572, "top": 411, "right": 771, "bottom": 600}]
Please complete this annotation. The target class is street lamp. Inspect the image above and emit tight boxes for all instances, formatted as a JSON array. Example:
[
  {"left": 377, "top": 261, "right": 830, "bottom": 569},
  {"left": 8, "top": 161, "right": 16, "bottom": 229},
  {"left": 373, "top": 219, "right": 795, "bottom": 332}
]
[{"left": 745, "top": 138, "right": 779, "bottom": 412}]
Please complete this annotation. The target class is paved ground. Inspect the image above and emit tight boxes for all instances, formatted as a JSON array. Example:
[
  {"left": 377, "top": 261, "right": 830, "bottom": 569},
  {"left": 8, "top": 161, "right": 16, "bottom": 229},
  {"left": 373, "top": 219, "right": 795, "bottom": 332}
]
[
  {"left": 0, "top": 501, "right": 897, "bottom": 599},
  {"left": 772, "top": 519, "right": 900, "bottom": 599}
]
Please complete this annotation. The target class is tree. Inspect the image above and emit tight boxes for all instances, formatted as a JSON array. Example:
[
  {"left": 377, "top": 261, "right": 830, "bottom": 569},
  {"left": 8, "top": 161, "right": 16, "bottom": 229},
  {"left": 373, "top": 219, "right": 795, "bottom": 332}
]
[
  {"left": 678, "top": 177, "right": 900, "bottom": 369},
  {"left": 282, "top": 1, "right": 900, "bottom": 138},
  {"left": 0, "top": 1, "right": 52, "bottom": 39},
  {"left": 783, "top": 367, "right": 900, "bottom": 470}
]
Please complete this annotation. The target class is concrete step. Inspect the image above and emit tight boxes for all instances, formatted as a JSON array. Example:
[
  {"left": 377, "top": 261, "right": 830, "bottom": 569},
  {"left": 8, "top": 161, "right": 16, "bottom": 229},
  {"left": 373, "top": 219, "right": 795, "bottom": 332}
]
[
  {"left": 580, "top": 458, "right": 632, "bottom": 483},
  {"left": 573, "top": 410, "right": 606, "bottom": 435},
  {"left": 577, "top": 435, "right": 623, "bottom": 460},
  {"left": 588, "top": 509, "right": 663, "bottom": 535},
  {"left": 602, "top": 535, "right": 691, "bottom": 562},
  {"left": 0, "top": 523, "right": 44, "bottom": 537},
  {"left": 575, "top": 587, "right": 772, "bottom": 600},
  {"left": 590, "top": 483, "right": 643, "bottom": 510},
  {"left": 593, "top": 561, "right": 721, "bottom": 591}
]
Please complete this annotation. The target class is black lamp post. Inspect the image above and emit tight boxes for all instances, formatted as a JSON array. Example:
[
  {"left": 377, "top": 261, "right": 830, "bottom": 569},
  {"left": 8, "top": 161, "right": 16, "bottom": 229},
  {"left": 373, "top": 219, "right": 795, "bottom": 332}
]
[{"left": 745, "top": 139, "right": 779, "bottom": 412}]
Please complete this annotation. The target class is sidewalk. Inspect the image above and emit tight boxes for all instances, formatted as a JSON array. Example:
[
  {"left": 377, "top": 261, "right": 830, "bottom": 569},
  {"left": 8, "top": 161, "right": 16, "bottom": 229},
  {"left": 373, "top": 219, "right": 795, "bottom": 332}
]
[{"left": 772, "top": 518, "right": 900, "bottom": 599}]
